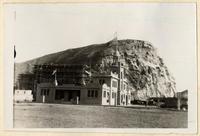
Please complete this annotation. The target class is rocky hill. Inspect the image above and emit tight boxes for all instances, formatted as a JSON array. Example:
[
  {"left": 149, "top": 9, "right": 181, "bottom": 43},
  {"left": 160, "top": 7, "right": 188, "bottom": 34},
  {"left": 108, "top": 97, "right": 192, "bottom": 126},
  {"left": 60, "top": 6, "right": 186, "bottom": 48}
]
[{"left": 15, "top": 39, "right": 176, "bottom": 100}]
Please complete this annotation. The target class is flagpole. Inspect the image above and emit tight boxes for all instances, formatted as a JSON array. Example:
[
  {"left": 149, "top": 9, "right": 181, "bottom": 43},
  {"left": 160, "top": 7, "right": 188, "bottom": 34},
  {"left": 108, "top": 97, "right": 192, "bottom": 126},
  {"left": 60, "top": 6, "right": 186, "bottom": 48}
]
[
  {"left": 13, "top": 10, "right": 16, "bottom": 129},
  {"left": 14, "top": 10, "right": 16, "bottom": 92},
  {"left": 55, "top": 71, "right": 57, "bottom": 85}
]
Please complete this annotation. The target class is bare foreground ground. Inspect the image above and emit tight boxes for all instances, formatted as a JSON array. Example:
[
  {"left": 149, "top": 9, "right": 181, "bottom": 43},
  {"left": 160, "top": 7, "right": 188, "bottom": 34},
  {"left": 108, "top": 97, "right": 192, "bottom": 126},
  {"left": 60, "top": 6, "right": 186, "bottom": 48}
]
[{"left": 14, "top": 103, "right": 187, "bottom": 128}]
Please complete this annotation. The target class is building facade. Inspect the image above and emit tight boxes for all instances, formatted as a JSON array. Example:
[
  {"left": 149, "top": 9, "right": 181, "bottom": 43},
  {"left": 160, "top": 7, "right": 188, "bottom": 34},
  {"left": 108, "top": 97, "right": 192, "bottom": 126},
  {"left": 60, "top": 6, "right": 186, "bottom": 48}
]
[
  {"left": 35, "top": 44, "right": 135, "bottom": 106},
  {"left": 14, "top": 90, "right": 33, "bottom": 102}
]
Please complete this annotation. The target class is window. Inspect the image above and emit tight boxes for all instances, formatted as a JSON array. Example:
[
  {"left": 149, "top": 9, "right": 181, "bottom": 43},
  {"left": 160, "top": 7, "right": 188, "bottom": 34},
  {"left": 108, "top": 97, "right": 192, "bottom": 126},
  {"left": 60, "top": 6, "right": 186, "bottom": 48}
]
[
  {"left": 112, "top": 80, "right": 117, "bottom": 88},
  {"left": 107, "top": 92, "right": 110, "bottom": 98},
  {"left": 41, "top": 89, "right": 50, "bottom": 96},
  {"left": 47, "top": 89, "right": 49, "bottom": 95},
  {"left": 87, "top": 90, "right": 91, "bottom": 97},
  {"left": 95, "top": 90, "right": 98, "bottom": 97},
  {"left": 91, "top": 90, "right": 94, "bottom": 97},
  {"left": 40, "top": 90, "right": 43, "bottom": 96},
  {"left": 112, "top": 92, "right": 115, "bottom": 98},
  {"left": 103, "top": 91, "right": 106, "bottom": 97},
  {"left": 88, "top": 90, "right": 98, "bottom": 98}
]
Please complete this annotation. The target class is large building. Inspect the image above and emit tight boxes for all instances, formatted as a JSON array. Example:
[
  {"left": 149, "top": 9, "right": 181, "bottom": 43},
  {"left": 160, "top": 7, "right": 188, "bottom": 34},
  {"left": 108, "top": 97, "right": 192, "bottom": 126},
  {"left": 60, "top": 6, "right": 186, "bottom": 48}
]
[{"left": 33, "top": 44, "right": 135, "bottom": 106}]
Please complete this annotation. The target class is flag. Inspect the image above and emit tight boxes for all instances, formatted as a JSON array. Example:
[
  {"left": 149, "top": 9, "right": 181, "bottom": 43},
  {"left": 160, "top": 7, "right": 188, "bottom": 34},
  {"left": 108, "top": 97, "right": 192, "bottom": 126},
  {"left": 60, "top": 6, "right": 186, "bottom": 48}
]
[
  {"left": 85, "top": 70, "right": 91, "bottom": 77},
  {"left": 14, "top": 45, "right": 16, "bottom": 58},
  {"left": 54, "top": 79, "right": 58, "bottom": 86},
  {"left": 52, "top": 69, "right": 57, "bottom": 75},
  {"left": 52, "top": 69, "right": 58, "bottom": 86}
]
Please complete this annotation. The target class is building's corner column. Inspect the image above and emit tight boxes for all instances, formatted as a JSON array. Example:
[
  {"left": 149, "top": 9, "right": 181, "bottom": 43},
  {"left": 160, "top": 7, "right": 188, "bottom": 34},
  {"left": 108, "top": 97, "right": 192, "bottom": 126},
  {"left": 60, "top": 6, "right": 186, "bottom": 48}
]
[
  {"left": 177, "top": 93, "right": 181, "bottom": 110},
  {"left": 109, "top": 79, "right": 112, "bottom": 105},
  {"left": 100, "top": 86, "right": 103, "bottom": 105}
]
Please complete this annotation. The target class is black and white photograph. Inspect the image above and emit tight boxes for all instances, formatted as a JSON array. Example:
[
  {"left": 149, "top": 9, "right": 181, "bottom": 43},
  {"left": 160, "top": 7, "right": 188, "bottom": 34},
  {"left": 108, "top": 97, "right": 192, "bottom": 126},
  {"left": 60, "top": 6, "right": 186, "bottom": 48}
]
[{"left": 3, "top": 2, "right": 197, "bottom": 133}]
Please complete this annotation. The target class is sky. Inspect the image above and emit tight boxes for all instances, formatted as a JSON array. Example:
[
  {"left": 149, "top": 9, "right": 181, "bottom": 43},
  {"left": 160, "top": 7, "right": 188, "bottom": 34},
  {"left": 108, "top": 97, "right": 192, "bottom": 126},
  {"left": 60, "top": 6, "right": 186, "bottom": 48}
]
[{"left": 4, "top": 3, "right": 197, "bottom": 93}]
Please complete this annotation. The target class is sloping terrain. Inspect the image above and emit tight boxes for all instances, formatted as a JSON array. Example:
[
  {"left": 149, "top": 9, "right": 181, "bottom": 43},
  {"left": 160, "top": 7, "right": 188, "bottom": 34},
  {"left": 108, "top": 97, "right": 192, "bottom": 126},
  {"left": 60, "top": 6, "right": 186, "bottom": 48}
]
[{"left": 15, "top": 39, "right": 176, "bottom": 100}]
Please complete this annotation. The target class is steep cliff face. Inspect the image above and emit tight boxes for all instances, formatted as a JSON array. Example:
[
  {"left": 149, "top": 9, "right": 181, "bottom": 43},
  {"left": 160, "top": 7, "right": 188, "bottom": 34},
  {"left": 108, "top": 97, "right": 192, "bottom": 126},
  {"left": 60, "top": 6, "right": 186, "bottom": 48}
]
[{"left": 15, "top": 39, "right": 176, "bottom": 100}]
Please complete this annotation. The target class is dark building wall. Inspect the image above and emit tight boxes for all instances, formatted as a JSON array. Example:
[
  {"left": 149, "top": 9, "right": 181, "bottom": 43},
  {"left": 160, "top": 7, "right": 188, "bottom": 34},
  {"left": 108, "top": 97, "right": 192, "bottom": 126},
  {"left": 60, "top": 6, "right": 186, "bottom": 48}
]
[
  {"left": 36, "top": 83, "right": 56, "bottom": 103},
  {"left": 36, "top": 83, "right": 102, "bottom": 105},
  {"left": 80, "top": 87, "right": 102, "bottom": 105},
  {"left": 16, "top": 74, "right": 34, "bottom": 90}
]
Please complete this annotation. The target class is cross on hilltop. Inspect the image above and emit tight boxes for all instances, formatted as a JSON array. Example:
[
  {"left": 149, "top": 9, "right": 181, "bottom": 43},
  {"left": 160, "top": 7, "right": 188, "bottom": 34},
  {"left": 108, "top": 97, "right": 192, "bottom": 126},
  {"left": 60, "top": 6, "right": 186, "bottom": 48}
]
[{"left": 113, "top": 32, "right": 118, "bottom": 41}]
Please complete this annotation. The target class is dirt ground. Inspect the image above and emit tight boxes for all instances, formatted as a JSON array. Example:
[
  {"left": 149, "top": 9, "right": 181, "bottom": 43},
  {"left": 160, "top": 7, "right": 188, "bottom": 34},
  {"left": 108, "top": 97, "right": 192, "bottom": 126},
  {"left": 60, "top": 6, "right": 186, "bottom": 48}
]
[{"left": 13, "top": 103, "right": 187, "bottom": 128}]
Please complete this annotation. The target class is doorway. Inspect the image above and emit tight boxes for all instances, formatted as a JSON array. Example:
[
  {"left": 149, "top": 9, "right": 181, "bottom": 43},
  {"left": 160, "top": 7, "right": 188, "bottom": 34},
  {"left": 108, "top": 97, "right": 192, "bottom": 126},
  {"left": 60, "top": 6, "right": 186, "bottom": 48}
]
[{"left": 55, "top": 90, "right": 80, "bottom": 102}]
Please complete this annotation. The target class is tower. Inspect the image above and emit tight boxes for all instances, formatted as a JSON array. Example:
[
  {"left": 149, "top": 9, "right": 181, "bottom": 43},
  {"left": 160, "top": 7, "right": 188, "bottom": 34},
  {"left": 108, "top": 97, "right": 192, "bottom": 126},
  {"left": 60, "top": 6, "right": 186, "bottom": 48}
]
[
  {"left": 113, "top": 45, "right": 120, "bottom": 65},
  {"left": 111, "top": 42, "right": 126, "bottom": 105}
]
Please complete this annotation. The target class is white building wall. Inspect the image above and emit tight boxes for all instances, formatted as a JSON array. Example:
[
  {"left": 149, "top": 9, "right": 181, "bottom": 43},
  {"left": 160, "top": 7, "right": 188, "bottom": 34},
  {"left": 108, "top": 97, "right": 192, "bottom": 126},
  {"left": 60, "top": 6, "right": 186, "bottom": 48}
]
[
  {"left": 110, "top": 78, "right": 118, "bottom": 105},
  {"left": 101, "top": 84, "right": 110, "bottom": 105},
  {"left": 14, "top": 90, "right": 33, "bottom": 102}
]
